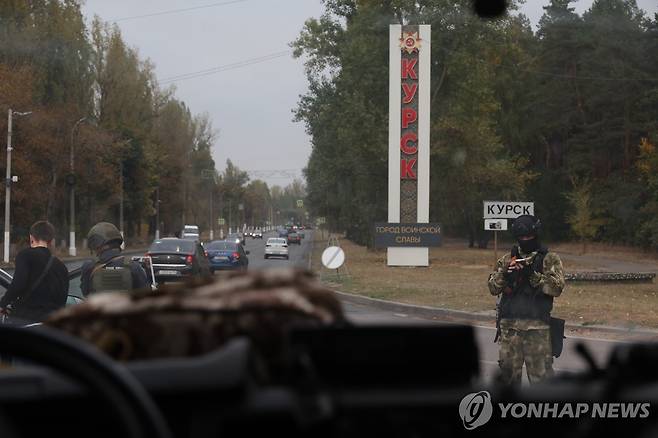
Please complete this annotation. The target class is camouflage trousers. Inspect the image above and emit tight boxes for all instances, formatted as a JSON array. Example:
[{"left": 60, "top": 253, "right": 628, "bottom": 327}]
[{"left": 498, "top": 327, "right": 553, "bottom": 385}]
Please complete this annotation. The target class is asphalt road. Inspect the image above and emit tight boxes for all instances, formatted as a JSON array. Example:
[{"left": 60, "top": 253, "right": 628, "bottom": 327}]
[{"left": 240, "top": 230, "right": 313, "bottom": 271}]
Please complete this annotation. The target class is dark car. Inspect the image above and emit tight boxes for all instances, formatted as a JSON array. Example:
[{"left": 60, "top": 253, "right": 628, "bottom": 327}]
[
  {"left": 205, "top": 240, "right": 249, "bottom": 272},
  {"left": 287, "top": 232, "right": 301, "bottom": 245},
  {"left": 278, "top": 229, "right": 289, "bottom": 238},
  {"left": 146, "top": 238, "right": 211, "bottom": 284}
]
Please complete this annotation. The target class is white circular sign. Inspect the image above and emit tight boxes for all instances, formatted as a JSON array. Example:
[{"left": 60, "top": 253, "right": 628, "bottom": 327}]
[{"left": 321, "top": 246, "right": 345, "bottom": 269}]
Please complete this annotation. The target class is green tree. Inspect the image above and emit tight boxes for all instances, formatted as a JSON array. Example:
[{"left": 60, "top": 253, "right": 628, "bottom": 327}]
[{"left": 565, "top": 178, "right": 605, "bottom": 253}]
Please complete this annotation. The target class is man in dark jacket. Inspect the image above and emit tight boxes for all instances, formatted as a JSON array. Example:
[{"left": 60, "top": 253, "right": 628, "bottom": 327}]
[
  {"left": 80, "top": 222, "right": 148, "bottom": 297},
  {"left": 0, "top": 221, "right": 69, "bottom": 324}
]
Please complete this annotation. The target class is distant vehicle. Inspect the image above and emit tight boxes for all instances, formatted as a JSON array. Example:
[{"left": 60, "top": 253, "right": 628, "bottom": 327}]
[
  {"left": 287, "top": 232, "right": 301, "bottom": 245},
  {"left": 146, "top": 238, "right": 211, "bottom": 284},
  {"left": 181, "top": 224, "right": 200, "bottom": 240},
  {"left": 205, "top": 240, "right": 249, "bottom": 272},
  {"left": 227, "top": 233, "right": 245, "bottom": 246},
  {"left": 264, "top": 237, "right": 289, "bottom": 260},
  {"left": 278, "top": 229, "right": 289, "bottom": 238},
  {"left": 252, "top": 229, "right": 263, "bottom": 239}
]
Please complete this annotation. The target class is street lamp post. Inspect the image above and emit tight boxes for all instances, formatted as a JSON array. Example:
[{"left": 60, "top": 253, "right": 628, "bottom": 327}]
[
  {"left": 4, "top": 109, "right": 31, "bottom": 263},
  {"left": 68, "top": 117, "right": 86, "bottom": 257}
]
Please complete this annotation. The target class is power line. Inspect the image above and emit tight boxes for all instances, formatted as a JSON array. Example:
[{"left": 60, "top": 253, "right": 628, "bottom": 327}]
[
  {"left": 113, "top": 0, "right": 248, "bottom": 22},
  {"left": 159, "top": 51, "right": 291, "bottom": 84}
]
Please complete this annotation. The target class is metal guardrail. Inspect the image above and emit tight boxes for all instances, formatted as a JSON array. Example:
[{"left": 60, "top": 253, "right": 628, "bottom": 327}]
[{"left": 565, "top": 272, "right": 656, "bottom": 282}]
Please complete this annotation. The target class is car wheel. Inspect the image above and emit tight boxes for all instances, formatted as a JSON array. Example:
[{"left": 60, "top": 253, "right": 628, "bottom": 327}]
[
  {"left": 285, "top": 255, "right": 289, "bottom": 260},
  {"left": 264, "top": 255, "right": 268, "bottom": 259}
]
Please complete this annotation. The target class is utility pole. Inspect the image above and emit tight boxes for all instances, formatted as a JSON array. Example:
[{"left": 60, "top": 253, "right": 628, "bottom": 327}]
[
  {"left": 119, "top": 160, "right": 124, "bottom": 245},
  {"left": 69, "top": 117, "right": 86, "bottom": 256},
  {"left": 155, "top": 186, "right": 160, "bottom": 240},
  {"left": 201, "top": 169, "right": 216, "bottom": 241},
  {"left": 228, "top": 199, "right": 232, "bottom": 234},
  {"left": 4, "top": 109, "right": 12, "bottom": 264},
  {"left": 209, "top": 191, "right": 214, "bottom": 240},
  {"left": 4, "top": 109, "right": 31, "bottom": 263}
]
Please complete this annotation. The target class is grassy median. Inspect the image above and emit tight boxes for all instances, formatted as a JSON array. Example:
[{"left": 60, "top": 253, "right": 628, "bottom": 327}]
[{"left": 311, "top": 232, "right": 658, "bottom": 329}]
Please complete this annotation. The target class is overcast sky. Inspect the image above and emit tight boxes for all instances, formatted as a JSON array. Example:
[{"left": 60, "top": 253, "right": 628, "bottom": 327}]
[{"left": 82, "top": 0, "right": 658, "bottom": 187}]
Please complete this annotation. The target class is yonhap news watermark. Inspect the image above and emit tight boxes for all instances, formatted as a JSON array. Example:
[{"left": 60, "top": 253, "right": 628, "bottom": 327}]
[{"left": 459, "top": 391, "right": 650, "bottom": 430}]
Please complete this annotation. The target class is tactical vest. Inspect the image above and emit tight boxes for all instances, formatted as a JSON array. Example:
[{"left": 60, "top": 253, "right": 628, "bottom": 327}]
[
  {"left": 499, "top": 245, "right": 553, "bottom": 322},
  {"left": 90, "top": 256, "right": 133, "bottom": 294}
]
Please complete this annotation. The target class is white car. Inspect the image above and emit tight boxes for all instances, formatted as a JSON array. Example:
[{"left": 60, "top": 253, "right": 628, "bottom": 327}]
[
  {"left": 181, "top": 224, "right": 200, "bottom": 240},
  {"left": 264, "top": 237, "right": 289, "bottom": 260}
]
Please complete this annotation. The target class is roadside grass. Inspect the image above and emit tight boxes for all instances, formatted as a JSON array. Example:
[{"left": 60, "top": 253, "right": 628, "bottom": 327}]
[{"left": 312, "top": 233, "right": 658, "bottom": 328}]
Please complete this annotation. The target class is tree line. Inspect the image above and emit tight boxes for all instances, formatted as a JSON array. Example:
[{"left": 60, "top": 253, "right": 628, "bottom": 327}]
[
  {"left": 0, "top": 1, "right": 302, "bottom": 249},
  {"left": 293, "top": 0, "right": 658, "bottom": 249}
]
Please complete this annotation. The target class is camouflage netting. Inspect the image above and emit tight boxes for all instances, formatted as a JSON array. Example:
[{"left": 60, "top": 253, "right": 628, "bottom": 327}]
[{"left": 45, "top": 269, "right": 346, "bottom": 370}]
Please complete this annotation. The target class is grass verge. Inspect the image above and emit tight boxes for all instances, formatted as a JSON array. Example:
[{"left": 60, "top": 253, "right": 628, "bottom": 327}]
[{"left": 312, "top": 233, "right": 658, "bottom": 329}]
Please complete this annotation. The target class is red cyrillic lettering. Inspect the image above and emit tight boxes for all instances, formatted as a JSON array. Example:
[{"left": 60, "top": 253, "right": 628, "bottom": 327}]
[
  {"left": 400, "top": 132, "right": 418, "bottom": 154},
  {"left": 402, "top": 83, "right": 418, "bottom": 104},
  {"left": 400, "top": 158, "right": 417, "bottom": 179},
  {"left": 401, "top": 58, "right": 418, "bottom": 79},
  {"left": 401, "top": 107, "right": 417, "bottom": 129}
]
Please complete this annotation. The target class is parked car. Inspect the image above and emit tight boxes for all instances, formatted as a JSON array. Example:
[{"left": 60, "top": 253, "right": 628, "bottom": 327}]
[
  {"left": 146, "top": 238, "right": 211, "bottom": 284},
  {"left": 181, "top": 224, "right": 200, "bottom": 240},
  {"left": 264, "top": 237, "right": 289, "bottom": 260},
  {"left": 227, "top": 233, "right": 245, "bottom": 246},
  {"left": 287, "top": 232, "right": 301, "bottom": 245},
  {"left": 205, "top": 240, "right": 249, "bottom": 272}
]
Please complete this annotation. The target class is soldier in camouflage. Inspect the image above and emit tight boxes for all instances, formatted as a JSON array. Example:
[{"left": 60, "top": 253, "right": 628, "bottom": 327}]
[
  {"left": 488, "top": 214, "right": 565, "bottom": 385},
  {"left": 81, "top": 222, "right": 149, "bottom": 296}
]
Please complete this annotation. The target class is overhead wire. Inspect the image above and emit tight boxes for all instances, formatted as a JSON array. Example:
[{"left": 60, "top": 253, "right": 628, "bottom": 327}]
[
  {"left": 112, "top": 0, "right": 249, "bottom": 22},
  {"left": 159, "top": 51, "right": 292, "bottom": 84}
]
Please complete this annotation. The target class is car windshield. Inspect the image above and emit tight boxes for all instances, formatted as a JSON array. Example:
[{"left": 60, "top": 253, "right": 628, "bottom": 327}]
[
  {"left": 205, "top": 241, "right": 237, "bottom": 251},
  {"left": 3, "top": 0, "right": 658, "bottom": 433},
  {"left": 149, "top": 240, "right": 196, "bottom": 254}
]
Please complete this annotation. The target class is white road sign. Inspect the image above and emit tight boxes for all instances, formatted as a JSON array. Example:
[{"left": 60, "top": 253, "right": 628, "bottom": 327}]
[
  {"left": 484, "top": 219, "right": 508, "bottom": 231},
  {"left": 483, "top": 201, "right": 534, "bottom": 219},
  {"left": 322, "top": 246, "right": 345, "bottom": 270}
]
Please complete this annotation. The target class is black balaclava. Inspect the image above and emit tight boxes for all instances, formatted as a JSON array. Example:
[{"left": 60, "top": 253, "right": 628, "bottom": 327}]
[{"left": 511, "top": 215, "right": 541, "bottom": 253}]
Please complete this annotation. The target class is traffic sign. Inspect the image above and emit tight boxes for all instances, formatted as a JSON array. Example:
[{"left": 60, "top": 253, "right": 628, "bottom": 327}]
[
  {"left": 483, "top": 201, "right": 534, "bottom": 219},
  {"left": 484, "top": 219, "right": 507, "bottom": 231},
  {"left": 296, "top": 200, "right": 304, "bottom": 208},
  {"left": 322, "top": 246, "right": 345, "bottom": 270},
  {"left": 217, "top": 218, "right": 225, "bottom": 225}
]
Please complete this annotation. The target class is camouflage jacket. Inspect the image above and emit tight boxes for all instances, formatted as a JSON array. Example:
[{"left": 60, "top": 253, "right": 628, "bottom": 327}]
[{"left": 488, "top": 249, "right": 565, "bottom": 329}]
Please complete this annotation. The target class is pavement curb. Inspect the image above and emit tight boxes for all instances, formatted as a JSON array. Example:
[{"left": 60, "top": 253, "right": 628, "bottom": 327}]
[{"left": 334, "top": 290, "right": 658, "bottom": 337}]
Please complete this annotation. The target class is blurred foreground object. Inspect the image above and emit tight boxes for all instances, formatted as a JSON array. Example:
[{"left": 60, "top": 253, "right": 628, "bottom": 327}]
[{"left": 46, "top": 269, "right": 345, "bottom": 365}]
